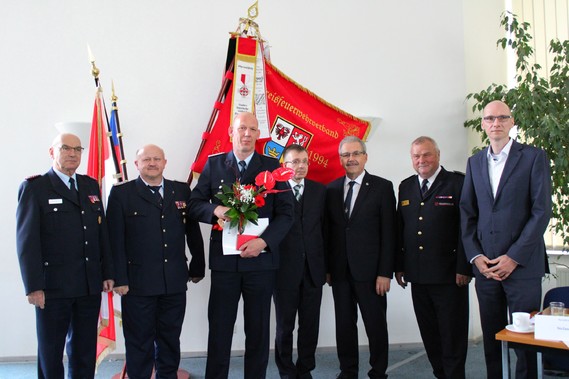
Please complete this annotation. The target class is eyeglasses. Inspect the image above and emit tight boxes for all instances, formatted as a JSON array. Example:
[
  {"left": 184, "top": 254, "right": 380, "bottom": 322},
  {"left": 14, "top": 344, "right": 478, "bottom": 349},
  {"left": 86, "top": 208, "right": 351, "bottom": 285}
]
[
  {"left": 284, "top": 159, "right": 310, "bottom": 166},
  {"left": 483, "top": 115, "right": 512, "bottom": 123},
  {"left": 339, "top": 151, "right": 366, "bottom": 159},
  {"left": 59, "top": 145, "right": 85, "bottom": 153}
]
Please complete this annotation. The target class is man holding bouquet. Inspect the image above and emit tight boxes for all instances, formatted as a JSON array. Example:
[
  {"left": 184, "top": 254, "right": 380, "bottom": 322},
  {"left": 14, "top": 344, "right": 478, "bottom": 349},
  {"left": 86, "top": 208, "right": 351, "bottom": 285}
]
[{"left": 189, "top": 112, "right": 294, "bottom": 379}]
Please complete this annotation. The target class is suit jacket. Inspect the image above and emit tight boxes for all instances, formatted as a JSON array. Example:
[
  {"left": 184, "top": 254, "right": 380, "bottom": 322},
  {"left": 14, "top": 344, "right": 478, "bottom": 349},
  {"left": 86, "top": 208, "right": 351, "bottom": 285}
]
[
  {"left": 106, "top": 177, "right": 205, "bottom": 296},
  {"left": 276, "top": 179, "right": 326, "bottom": 289},
  {"left": 460, "top": 140, "right": 552, "bottom": 279},
  {"left": 396, "top": 167, "right": 471, "bottom": 284},
  {"left": 325, "top": 171, "right": 397, "bottom": 282},
  {"left": 189, "top": 151, "right": 294, "bottom": 272},
  {"left": 16, "top": 168, "right": 114, "bottom": 299}
]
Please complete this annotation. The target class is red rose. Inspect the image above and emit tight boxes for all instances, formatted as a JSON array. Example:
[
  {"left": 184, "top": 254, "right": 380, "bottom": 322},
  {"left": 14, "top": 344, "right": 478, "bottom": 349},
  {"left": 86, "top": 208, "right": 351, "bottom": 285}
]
[{"left": 254, "top": 195, "right": 266, "bottom": 207}]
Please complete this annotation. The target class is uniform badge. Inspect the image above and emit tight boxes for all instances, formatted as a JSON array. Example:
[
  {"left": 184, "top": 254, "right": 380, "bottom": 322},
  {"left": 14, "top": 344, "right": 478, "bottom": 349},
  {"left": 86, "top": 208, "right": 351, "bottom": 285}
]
[
  {"left": 434, "top": 195, "right": 454, "bottom": 206},
  {"left": 400, "top": 200, "right": 410, "bottom": 206},
  {"left": 88, "top": 195, "right": 100, "bottom": 203},
  {"left": 98, "top": 216, "right": 102, "bottom": 224},
  {"left": 175, "top": 201, "right": 187, "bottom": 209}
]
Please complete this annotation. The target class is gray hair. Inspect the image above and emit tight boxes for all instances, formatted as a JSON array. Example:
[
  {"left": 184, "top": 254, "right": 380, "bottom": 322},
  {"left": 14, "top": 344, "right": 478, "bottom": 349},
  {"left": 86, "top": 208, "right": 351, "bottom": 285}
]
[
  {"left": 411, "top": 136, "right": 440, "bottom": 154},
  {"left": 338, "top": 136, "right": 366, "bottom": 154}
]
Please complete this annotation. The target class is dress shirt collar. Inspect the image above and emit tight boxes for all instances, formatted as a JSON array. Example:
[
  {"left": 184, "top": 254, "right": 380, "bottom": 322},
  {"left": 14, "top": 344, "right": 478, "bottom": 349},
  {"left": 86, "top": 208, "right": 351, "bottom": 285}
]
[
  {"left": 487, "top": 138, "right": 513, "bottom": 162},
  {"left": 234, "top": 152, "right": 254, "bottom": 168},
  {"left": 288, "top": 178, "right": 305, "bottom": 188},
  {"left": 53, "top": 168, "right": 77, "bottom": 189},
  {"left": 140, "top": 177, "right": 165, "bottom": 195},
  {"left": 344, "top": 171, "right": 365, "bottom": 187},
  {"left": 417, "top": 165, "right": 442, "bottom": 188}
]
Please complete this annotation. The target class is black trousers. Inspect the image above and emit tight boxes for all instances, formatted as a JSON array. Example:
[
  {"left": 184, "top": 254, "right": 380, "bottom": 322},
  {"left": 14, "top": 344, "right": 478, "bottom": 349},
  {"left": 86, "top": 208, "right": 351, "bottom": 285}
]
[
  {"left": 36, "top": 294, "right": 100, "bottom": 379},
  {"left": 411, "top": 283, "right": 469, "bottom": 379},
  {"left": 475, "top": 276, "right": 541, "bottom": 379},
  {"left": 122, "top": 292, "right": 186, "bottom": 379},
  {"left": 331, "top": 276, "right": 388, "bottom": 379},
  {"left": 274, "top": 267, "right": 323, "bottom": 379},
  {"left": 206, "top": 270, "right": 276, "bottom": 379}
]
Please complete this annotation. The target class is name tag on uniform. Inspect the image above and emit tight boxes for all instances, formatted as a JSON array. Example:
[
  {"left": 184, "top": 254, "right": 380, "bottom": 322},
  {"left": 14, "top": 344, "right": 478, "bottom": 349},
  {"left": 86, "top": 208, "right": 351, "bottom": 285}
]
[
  {"left": 400, "top": 200, "right": 410, "bottom": 206},
  {"left": 48, "top": 198, "right": 63, "bottom": 204}
]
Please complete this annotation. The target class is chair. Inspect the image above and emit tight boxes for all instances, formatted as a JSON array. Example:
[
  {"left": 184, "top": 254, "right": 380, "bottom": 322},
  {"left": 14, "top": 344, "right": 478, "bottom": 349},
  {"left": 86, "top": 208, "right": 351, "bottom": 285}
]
[{"left": 542, "top": 286, "right": 569, "bottom": 375}]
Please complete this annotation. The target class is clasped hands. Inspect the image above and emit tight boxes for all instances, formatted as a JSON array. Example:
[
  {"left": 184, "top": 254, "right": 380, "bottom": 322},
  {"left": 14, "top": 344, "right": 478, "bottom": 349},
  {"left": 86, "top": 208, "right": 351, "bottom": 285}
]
[
  {"left": 214, "top": 205, "right": 266, "bottom": 258},
  {"left": 474, "top": 254, "right": 518, "bottom": 281}
]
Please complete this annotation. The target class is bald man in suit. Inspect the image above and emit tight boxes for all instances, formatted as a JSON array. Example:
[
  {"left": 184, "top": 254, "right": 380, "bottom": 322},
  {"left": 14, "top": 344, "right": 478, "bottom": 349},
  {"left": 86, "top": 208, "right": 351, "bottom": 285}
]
[{"left": 460, "top": 100, "right": 552, "bottom": 379}]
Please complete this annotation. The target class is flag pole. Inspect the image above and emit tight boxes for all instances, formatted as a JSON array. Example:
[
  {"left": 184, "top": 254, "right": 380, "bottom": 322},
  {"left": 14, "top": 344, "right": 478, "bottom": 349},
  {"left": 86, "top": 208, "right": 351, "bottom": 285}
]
[
  {"left": 187, "top": 1, "right": 261, "bottom": 184},
  {"left": 88, "top": 46, "right": 124, "bottom": 183},
  {"left": 110, "top": 82, "right": 129, "bottom": 181}
]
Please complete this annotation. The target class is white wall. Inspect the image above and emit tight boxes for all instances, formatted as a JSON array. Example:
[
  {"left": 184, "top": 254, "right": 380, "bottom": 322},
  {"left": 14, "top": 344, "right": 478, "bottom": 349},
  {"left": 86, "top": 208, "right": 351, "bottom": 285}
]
[{"left": 0, "top": 0, "right": 507, "bottom": 358}]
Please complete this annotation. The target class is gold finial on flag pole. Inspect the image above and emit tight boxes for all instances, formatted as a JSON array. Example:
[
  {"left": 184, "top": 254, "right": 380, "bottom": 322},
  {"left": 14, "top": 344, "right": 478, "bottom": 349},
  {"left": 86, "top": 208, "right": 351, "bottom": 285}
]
[
  {"left": 232, "top": 1, "right": 262, "bottom": 40},
  {"left": 247, "top": 1, "right": 259, "bottom": 20},
  {"left": 111, "top": 80, "right": 117, "bottom": 102},
  {"left": 87, "top": 45, "right": 100, "bottom": 86}
]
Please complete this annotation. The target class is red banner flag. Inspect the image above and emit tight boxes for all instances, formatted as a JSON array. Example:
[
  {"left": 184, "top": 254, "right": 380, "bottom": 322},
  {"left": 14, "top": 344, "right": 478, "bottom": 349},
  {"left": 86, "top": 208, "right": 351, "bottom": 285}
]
[
  {"left": 262, "top": 61, "right": 370, "bottom": 184},
  {"left": 191, "top": 59, "right": 370, "bottom": 184},
  {"left": 86, "top": 87, "right": 116, "bottom": 367},
  {"left": 87, "top": 88, "right": 110, "bottom": 184}
]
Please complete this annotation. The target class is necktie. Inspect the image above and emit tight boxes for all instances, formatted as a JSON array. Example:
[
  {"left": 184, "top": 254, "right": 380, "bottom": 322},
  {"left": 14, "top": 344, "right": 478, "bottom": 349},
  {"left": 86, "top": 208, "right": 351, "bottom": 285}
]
[
  {"left": 344, "top": 181, "right": 356, "bottom": 217},
  {"left": 148, "top": 185, "right": 163, "bottom": 207},
  {"left": 238, "top": 160, "right": 246, "bottom": 180},
  {"left": 421, "top": 179, "right": 429, "bottom": 196},
  {"left": 293, "top": 184, "right": 302, "bottom": 202},
  {"left": 69, "top": 177, "right": 79, "bottom": 201}
]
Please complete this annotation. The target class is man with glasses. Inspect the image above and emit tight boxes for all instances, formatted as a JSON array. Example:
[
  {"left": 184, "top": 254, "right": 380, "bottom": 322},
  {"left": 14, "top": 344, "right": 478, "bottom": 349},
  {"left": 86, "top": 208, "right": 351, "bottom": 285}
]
[
  {"left": 460, "top": 100, "right": 552, "bottom": 378},
  {"left": 325, "top": 136, "right": 397, "bottom": 379},
  {"left": 16, "top": 133, "right": 114, "bottom": 378},
  {"left": 274, "top": 144, "right": 326, "bottom": 379}
]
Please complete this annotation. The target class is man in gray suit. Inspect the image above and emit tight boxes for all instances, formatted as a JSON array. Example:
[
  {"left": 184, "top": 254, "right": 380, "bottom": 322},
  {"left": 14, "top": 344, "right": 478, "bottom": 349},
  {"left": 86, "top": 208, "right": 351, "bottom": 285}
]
[{"left": 460, "top": 100, "right": 552, "bottom": 379}]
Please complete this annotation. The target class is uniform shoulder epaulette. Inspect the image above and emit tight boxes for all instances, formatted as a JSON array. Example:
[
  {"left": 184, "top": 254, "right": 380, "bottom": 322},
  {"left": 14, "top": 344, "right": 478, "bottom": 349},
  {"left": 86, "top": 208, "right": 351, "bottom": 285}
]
[
  {"left": 453, "top": 170, "right": 465, "bottom": 176},
  {"left": 113, "top": 179, "right": 131, "bottom": 186},
  {"left": 25, "top": 174, "right": 41, "bottom": 181},
  {"left": 401, "top": 175, "right": 416, "bottom": 184},
  {"left": 208, "top": 152, "right": 226, "bottom": 158}
]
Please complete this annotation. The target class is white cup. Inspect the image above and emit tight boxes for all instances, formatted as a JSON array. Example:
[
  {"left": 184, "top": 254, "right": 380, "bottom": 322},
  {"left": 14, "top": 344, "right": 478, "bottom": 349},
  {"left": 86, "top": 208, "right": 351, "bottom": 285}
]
[{"left": 512, "top": 312, "right": 531, "bottom": 331}]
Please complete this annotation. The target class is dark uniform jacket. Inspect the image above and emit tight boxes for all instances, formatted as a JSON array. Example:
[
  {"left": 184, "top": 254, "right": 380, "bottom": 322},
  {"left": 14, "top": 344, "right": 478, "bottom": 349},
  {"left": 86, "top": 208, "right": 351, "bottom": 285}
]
[
  {"left": 325, "top": 171, "right": 397, "bottom": 281},
  {"left": 16, "top": 168, "right": 114, "bottom": 298},
  {"left": 106, "top": 177, "right": 205, "bottom": 296},
  {"left": 396, "top": 167, "right": 471, "bottom": 284},
  {"left": 189, "top": 151, "right": 294, "bottom": 272}
]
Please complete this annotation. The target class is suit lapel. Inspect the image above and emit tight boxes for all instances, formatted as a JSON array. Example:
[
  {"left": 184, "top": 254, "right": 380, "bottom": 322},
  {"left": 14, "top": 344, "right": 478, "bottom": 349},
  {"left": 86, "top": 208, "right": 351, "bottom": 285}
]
[
  {"left": 478, "top": 148, "right": 494, "bottom": 200},
  {"left": 424, "top": 167, "right": 448, "bottom": 198},
  {"left": 224, "top": 152, "right": 239, "bottom": 182},
  {"left": 349, "top": 172, "right": 370, "bottom": 220},
  {"left": 162, "top": 180, "right": 174, "bottom": 209},
  {"left": 47, "top": 168, "right": 80, "bottom": 206},
  {"left": 495, "top": 141, "right": 522, "bottom": 201},
  {"left": 135, "top": 177, "right": 162, "bottom": 208},
  {"left": 243, "top": 152, "right": 262, "bottom": 184}
]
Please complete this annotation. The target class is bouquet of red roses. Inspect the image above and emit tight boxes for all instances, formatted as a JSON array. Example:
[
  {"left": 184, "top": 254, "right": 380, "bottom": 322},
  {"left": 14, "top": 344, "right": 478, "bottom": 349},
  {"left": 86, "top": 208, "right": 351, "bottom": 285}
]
[{"left": 215, "top": 166, "right": 294, "bottom": 234}]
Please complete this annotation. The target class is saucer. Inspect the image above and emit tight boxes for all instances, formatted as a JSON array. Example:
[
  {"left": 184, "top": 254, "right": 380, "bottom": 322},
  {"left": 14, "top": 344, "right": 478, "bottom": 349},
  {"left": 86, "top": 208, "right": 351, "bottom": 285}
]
[{"left": 506, "top": 324, "right": 534, "bottom": 333}]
